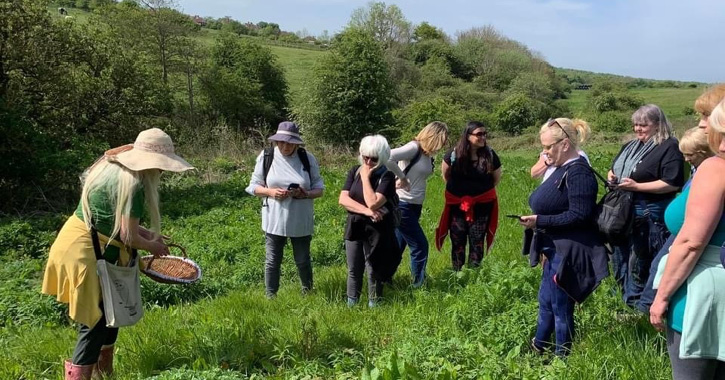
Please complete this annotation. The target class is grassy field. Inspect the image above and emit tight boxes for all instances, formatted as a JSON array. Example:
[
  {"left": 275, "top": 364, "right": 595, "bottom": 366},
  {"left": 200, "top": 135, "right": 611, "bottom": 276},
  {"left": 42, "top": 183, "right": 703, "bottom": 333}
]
[
  {"left": 196, "top": 28, "right": 327, "bottom": 104},
  {"left": 565, "top": 87, "right": 703, "bottom": 133},
  {"left": 0, "top": 142, "right": 673, "bottom": 379}
]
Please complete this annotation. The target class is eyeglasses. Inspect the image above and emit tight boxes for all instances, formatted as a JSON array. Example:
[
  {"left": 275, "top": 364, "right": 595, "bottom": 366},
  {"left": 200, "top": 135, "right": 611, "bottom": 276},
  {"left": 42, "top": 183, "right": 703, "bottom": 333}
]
[
  {"left": 547, "top": 118, "right": 571, "bottom": 142},
  {"left": 542, "top": 139, "right": 564, "bottom": 151},
  {"left": 469, "top": 131, "right": 487, "bottom": 138},
  {"left": 362, "top": 155, "right": 379, "bottom": 163}
]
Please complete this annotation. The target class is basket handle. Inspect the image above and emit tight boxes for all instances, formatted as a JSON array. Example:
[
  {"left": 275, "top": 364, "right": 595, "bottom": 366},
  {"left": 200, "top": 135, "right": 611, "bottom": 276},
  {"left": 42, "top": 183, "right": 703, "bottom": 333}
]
[{"left": 146, "top": 242, "right": 188, "bottom": 269}]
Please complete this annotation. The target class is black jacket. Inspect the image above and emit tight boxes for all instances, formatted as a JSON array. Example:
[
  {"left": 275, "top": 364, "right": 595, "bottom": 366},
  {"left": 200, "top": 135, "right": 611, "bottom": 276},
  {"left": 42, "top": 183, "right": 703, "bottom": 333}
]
[{"left": 523, "top": 228, "right": 609, "bottom": 303}]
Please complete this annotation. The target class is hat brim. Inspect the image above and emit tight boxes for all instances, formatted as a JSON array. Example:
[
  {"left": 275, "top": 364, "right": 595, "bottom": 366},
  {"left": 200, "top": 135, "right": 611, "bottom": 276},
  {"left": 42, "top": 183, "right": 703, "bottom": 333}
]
[
  {"left": 268, "top": 134, "right": 303, "bottom": 145},
  {"left": 113, "top": 149, "right": 194, "bottom": 172}
]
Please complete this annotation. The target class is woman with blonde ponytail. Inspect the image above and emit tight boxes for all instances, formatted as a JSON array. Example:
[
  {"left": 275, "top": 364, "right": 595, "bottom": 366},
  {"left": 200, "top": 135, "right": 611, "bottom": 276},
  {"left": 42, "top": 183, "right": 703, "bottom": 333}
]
[
  {"left": 517, "top": 117, "right": 608, "bottom": 356},
  {"left": 531, "top": 118, "right": 592, "bottom": 181},
  {"left": 42, "top": 128, "right": 193, "bottom": 380}
]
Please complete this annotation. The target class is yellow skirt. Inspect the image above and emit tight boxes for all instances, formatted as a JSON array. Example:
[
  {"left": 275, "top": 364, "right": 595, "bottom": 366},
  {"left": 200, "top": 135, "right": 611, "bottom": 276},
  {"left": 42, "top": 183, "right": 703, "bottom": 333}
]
[{"left": 42, "top": 215, "right": 132, "bottom": 328}]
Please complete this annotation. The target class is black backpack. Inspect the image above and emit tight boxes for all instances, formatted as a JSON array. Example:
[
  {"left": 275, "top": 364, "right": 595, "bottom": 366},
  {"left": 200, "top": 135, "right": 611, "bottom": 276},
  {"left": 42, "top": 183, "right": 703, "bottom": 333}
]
[
  {"left": 570, "top": 163, "right": 633, "bottom": 245},
  {"left": 262, "top": 145, "right": 312, "bottom": 184}
]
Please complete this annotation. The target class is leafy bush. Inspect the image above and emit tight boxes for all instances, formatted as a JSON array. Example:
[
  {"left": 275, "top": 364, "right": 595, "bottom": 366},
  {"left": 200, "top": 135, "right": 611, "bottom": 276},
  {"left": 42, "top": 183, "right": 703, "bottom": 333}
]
[
  {"left": 492, "top": 93, "right": 546, "bottom": 135},
  {"left": 293, "top": 28, "right": 396, "bottom": 146},
  {"left": 393, "top": 96, "right": 466, "bottom": 143},
  {"left": 200, "top": 34, "right": 288, "bottom": 131},
  {"left": 593, "top": 111, "right": 632, "bottom": 133}
]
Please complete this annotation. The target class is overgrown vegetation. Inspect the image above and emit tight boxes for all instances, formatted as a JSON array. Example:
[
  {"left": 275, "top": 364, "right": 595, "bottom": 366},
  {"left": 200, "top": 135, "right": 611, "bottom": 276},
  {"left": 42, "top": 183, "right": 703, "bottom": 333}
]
[
  {"left": 1, "top": 147, "right": 676, "bottom": 379},
  {"left": 0, "top": 3, "right": 710, "bottom": 376}
]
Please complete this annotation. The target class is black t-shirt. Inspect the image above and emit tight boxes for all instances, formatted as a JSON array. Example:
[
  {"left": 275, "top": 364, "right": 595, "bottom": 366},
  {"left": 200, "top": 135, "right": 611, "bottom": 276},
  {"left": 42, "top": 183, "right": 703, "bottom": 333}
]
[
  {"left": 342, "top": 165, "right": 397, "bottom": 239},
  {"left": 343, "top": 165, "right": 397, "bottom": 207},
  {"left": 612, "top": 137, "right": 684, "bottom": 203},
  {"left": 443, "top": 147, "right": 501, "bottom": 197}
]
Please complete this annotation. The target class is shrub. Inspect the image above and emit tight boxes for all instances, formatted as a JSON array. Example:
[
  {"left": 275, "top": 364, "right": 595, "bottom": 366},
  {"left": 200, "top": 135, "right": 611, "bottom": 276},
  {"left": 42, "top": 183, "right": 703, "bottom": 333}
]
[
  {"left": 200, "top": 34, "right": 289, "bottom": 131},
  {"left": 492, "top": 93, "right": 546, "bottom": 135},
  {"left": 593, "top": 111, "right": 632, "bottom": 133},
  {"left": 293, "top": 29, "right": 396, "bottom": 146},
  {"left": 393, "top": 96, "right": 466, "bottom": 143}
]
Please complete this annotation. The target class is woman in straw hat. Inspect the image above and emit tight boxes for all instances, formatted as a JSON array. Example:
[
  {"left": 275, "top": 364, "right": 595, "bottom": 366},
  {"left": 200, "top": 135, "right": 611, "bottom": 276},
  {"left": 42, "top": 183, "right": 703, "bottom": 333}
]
[
  {"left": 42, "top": 128, "right": 193, "bottom": 380},
  {"left": 246, "top": 121, "right": 325, "bottom": 298}
]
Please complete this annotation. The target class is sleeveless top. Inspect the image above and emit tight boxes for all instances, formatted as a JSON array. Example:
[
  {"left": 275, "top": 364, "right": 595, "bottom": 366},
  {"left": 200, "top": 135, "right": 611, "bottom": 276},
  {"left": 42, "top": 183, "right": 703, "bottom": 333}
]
[{"left": 663, "top": 182, "right": 725, "bottom": 334}]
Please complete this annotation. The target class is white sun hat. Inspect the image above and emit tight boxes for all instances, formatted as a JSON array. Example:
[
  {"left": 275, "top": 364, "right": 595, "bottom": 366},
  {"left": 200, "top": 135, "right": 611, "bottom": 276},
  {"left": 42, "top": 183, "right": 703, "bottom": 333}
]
[{"left": 110, "top": 128, "right": 194, "bottom": 172}]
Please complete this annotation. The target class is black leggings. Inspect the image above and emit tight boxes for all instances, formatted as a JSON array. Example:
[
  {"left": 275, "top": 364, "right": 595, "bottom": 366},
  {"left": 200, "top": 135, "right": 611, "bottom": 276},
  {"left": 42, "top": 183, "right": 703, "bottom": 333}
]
[{"left": 72, "top": 304, "right": 118, "bottom": 365}]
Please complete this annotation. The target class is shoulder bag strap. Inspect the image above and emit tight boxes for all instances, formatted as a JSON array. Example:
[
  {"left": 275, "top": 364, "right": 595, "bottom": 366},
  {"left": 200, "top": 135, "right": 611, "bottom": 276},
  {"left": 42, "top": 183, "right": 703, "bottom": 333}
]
[{"left": 403, "top": 142, "right": 423, "bottom": 176}]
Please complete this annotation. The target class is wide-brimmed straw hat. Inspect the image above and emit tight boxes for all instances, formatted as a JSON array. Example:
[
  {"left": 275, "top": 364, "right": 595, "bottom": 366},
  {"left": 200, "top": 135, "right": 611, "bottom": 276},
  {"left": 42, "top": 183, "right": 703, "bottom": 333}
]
[
  {"left": 110, "top": 128, "right": 194, "bottom": 172},
  {"left": 268, "top": 121, "right": 303, "bottom": 145}
]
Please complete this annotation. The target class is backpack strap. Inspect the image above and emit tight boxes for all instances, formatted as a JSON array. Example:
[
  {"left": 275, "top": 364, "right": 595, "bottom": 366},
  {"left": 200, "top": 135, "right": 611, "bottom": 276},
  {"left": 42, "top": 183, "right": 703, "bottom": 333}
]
[
  {"left": 262, "top": 146, "right": 274, "bottom": 184},
  {"left": 355, "top": 166, "right": 386, "bottom": 189},
  {"left": 264, "top": 146, "right": 312, "bottom": 184},
  {"left": 403, "top": 142, "right": 423, "bottom": 176},
  {"left": 297, "top": 147, "right": 312, "bottom": 182}
]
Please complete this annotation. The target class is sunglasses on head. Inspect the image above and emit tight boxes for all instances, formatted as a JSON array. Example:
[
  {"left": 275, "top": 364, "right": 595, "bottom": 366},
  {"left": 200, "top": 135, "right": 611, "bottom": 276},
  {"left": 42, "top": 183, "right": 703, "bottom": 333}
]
[
  {"left": 362, "top": 155, "right": 379, "bottom": 163},
  {"left": 547, "top": 118, "right": 571, "bottom": 141},
  {"left": 469, "top": 131, "right": 487, "bottom": 138}
]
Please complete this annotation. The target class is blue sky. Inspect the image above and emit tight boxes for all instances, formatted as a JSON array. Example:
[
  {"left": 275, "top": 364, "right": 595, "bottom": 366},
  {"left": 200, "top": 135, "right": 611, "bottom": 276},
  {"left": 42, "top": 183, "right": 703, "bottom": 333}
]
[{"left": 175, "top": 0, "right": 723, "bottom": 83}]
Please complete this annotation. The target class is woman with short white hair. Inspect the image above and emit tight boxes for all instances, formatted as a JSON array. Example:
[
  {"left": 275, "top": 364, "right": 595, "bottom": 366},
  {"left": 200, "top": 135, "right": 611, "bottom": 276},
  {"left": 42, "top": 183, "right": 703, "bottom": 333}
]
[{"left": 339, "top": 135, "right": 401, "bottom": 307}]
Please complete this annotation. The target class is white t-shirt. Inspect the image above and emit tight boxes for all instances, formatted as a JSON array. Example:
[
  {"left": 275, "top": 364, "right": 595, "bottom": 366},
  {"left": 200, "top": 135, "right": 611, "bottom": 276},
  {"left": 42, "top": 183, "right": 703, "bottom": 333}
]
[
  {"left": 245, "top": 147, "right": 325, "bottom": 237},
  {"left": 385, "top": 141, "right": 434, "bottom": 205},
  {"left": 542, "top": 150, "right": 591, "bottom": 182}
]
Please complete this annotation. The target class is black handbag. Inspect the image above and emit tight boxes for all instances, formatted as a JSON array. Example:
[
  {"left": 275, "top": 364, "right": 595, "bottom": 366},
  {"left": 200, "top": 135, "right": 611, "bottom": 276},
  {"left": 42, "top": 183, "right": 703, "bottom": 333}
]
[
  {"left": 570, "top": 163, "right": 634, "bottom": 245},
  {"left": 596, "top": 189, "right": 634, "bottom": 245}
]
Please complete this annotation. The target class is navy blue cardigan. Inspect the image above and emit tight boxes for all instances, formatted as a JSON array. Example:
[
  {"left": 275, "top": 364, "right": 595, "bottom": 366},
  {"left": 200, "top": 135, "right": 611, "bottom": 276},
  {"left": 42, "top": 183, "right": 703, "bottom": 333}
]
[{"left": 524, "top": 158, "right": 609, "bottom": 303}]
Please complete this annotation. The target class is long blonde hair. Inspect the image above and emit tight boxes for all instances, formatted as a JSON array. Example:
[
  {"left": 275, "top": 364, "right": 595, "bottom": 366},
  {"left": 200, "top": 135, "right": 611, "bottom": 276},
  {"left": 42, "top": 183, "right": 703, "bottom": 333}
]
[{"left": 80, "top": 159, "right": 161, "bottom": 244}]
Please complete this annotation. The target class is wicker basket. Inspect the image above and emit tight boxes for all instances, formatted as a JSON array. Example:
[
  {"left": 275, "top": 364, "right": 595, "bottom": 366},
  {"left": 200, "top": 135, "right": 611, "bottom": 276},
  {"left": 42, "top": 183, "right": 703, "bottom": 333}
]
[{"left": 140, "top": 243, "right": 202, "bottom": 284}]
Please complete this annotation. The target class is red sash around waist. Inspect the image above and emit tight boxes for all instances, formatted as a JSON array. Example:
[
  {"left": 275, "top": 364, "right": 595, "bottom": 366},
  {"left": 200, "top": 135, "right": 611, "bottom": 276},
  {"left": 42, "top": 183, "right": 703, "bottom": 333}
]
[{"left": 434, "top": 188, "right": 498, "bottom": 252}]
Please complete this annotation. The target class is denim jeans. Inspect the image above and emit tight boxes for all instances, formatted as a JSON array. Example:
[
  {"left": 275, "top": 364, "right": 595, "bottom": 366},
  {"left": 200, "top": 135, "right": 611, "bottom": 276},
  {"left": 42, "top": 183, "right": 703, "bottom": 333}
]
[
  {"left": 395, "top": 201, "right": 428, "bottom": 286},
  {"left": 534, "top": 248, "right": 575, "bottom": 356},
  {"left": 635, "top": 234, "right": 676, "bottom": 314},
  {"left": 611, "top": 244, "right": 629, "bottom": 291},
  {"left": 622, "top": 200, "right": 670, "bottom": 308},
  {"left": 265, "top": 233, "right": 313, "bottom": 297}
]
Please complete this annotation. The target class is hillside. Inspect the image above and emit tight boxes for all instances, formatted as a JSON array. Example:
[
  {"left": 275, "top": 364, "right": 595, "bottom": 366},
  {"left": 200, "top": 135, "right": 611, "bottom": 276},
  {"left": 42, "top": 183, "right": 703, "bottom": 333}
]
[{"left": 49, "top": 5, "right": 702, "bottom": 128}]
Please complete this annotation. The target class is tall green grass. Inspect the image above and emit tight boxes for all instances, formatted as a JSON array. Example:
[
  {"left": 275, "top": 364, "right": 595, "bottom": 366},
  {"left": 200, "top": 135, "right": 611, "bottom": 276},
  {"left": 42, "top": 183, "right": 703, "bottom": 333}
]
[{"left": 0, "top": 144, "right": 672, "bottom": 379}]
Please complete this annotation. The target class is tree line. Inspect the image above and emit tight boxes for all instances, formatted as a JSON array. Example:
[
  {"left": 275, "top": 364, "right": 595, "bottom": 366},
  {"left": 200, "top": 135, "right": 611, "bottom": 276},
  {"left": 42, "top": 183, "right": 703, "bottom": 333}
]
[{"left": 0, "top": 0, "right": 673, "bottom": 212}]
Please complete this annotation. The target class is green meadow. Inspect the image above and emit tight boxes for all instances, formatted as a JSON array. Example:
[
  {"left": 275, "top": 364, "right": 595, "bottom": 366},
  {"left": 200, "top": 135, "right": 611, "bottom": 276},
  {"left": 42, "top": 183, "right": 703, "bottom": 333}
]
[
  {"left": 3, "top": 6, "right": 709, "bottom": 379},
  {"left": 0, "top": 144, "right": 671, "bottom": 379}
]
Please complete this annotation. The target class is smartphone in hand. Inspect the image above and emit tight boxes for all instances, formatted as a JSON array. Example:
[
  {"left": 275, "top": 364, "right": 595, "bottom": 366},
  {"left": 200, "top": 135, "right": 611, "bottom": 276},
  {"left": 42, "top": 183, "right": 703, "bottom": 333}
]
[
  {"left": 506, "top": 214, "right": 522, "bottom": 221},
  {"left": 287, "top": 183, "right": 300, "bottom": 190}
]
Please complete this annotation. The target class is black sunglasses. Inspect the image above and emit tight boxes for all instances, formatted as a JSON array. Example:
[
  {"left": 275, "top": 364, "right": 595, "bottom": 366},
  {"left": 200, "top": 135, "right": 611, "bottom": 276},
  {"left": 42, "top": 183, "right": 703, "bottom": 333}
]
[
  {"left": 362, "top": 155, "right": 379, "bottom": 163},
  {"left": 469, "top": 131, "right": 487, "bottom": 138},
  {"left": 547, "top": 118, "right": 571, "bottom": 141}
]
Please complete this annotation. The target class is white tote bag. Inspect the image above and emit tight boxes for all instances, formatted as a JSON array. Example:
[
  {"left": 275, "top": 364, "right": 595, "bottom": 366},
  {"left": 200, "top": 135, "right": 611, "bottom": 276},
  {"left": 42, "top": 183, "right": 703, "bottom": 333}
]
[
  {"left": 92, "top": 228, "right": 144, "bottom": 328},
  {"left": 97, "top": 255, "right": 144, "bottom": 327}
]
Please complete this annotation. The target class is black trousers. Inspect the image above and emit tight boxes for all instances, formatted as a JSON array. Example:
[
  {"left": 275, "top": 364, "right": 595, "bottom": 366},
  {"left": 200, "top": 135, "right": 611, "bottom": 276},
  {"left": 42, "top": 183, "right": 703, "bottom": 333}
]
[{"left": 71, "top": 303, "right": 118, "bottom": 365}]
